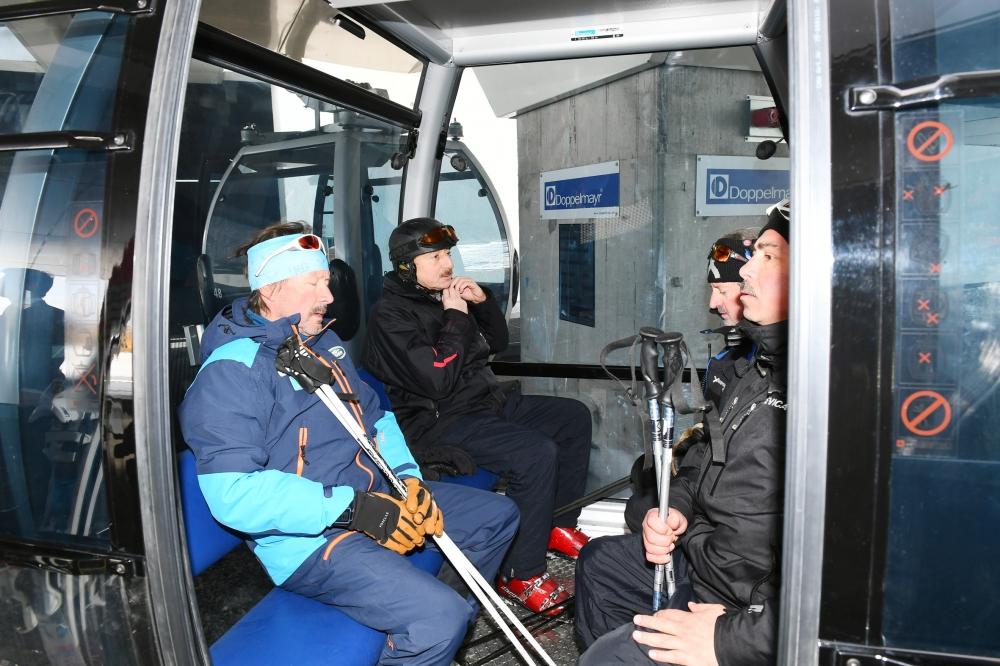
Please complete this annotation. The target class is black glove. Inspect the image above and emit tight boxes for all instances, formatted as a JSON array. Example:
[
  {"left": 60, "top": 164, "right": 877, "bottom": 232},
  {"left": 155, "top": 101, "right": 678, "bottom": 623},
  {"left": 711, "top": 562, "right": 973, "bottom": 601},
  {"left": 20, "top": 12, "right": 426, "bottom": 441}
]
[
  {"left": 348, "top": 491, "right": 423, "bottom": 554},
  {"left": 410, "top": 446, "right": 477, "bottom": 481}
]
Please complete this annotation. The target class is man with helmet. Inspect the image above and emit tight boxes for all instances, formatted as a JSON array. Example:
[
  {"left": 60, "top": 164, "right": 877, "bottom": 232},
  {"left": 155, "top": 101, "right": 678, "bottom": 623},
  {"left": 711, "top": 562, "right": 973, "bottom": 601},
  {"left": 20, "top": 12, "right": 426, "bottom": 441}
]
[
  {"left": 574, "top": 200, "right": 790, "bottom": 665},
  {"left": 365, "top": 217, "right": 593, "bottom": 615}
]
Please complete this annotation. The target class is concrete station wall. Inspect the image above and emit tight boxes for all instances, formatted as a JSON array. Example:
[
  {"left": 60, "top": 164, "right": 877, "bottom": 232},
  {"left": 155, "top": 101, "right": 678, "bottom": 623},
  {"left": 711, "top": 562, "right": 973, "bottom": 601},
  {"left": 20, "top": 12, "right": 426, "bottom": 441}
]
[
  {"left": 513, "top": 60, "right": 786, "bottom": 490},
  {"left": 516, "top": 62, "right": 785, "bottom": 366}
]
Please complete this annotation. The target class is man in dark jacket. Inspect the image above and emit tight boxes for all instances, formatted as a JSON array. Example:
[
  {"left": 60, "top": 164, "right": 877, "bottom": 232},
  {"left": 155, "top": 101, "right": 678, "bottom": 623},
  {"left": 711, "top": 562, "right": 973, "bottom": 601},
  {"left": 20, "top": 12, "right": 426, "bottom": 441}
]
[
  {"left": 575, "top": 200, "right": 790, "bottom": 665},
  {"left": 365, "top": 217, "right": 593, "bottom": 614},
  {"left": 622, "top": 229, "right": 758, "bottom": 533},
  {"left": 180, "top": 222, "right": 519, "bottom": 666}
]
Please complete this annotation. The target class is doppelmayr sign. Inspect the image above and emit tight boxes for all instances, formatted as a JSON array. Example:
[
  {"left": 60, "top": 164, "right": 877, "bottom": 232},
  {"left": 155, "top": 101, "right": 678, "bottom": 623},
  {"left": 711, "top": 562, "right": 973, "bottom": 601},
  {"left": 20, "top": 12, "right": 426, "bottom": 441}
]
[
  {"left": 540, "top": 161, "right": 620, "bottom": 220},
  {"left": 695, "top": 155, "right": 789, "bottom": 217}
]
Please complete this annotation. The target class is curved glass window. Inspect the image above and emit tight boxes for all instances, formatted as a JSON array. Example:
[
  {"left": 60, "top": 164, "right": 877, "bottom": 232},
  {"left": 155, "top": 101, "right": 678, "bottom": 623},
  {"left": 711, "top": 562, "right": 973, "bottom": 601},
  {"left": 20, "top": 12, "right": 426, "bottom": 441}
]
[{"left": 0, "top": 11, "right": 128, "bottom": 546}]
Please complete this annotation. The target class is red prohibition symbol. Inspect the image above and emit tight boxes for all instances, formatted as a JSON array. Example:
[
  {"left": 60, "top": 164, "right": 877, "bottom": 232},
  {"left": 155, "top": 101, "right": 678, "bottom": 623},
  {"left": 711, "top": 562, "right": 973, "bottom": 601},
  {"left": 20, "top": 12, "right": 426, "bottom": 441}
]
[
  {"left": 906, "top": 121, "right": 953, "bottom": 162},
  {"left": 900, "top": 390, "right": 952, "bottom": 437},
  {"left": 73, "top": 208, "right": 100, "bottom": 239}
]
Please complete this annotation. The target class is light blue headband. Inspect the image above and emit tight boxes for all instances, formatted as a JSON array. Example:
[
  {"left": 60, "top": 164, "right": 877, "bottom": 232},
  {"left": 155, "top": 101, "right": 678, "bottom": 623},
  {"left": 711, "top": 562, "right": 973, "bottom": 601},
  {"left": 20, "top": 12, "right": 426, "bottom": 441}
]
[{"left": 247, "top": 234, "right": 329, "bottom": 290}]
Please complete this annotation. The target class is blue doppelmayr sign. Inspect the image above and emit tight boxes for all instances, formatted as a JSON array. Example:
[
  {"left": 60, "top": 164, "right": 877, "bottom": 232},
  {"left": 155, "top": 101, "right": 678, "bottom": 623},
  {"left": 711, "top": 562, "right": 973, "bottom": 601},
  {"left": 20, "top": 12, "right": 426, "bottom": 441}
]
[
  {"left": 540, "top": 161, "right": 620, "bottom": 219},
  {"left": 705, "top": 168, "right": 789, "bottom": 205},
  {"left": 695, "top": 155, "right": 790, "bottom": 217}
]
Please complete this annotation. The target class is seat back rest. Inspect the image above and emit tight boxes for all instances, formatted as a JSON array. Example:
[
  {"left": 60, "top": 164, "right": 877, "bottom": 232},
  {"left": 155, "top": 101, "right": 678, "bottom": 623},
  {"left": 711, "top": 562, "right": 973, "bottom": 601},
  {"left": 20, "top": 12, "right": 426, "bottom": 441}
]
[
  {"left": 356, "top": 368, "right": 391, "bottom": 412},
  {"left": 178, "top": 449, "right": 243, "bottom": 576},
  {"left": 195, "top": 253, "right": 222, "bottom": 325},
  {"left": 328, "top": 258, "right": 361, "bottom": 341}
]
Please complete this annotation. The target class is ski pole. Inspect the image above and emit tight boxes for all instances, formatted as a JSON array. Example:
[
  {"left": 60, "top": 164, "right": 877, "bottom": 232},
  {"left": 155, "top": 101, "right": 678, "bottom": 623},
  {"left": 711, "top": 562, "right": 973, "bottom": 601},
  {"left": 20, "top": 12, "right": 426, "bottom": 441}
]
[
  {"left": 311, "top": 383, "right": 556, "bottom": 666},
  {"left": 653, "top": 331, "right": 683, "bottom": 608},
  {"left": 639, "top": 327, "right": 672, "bottom": 611}
]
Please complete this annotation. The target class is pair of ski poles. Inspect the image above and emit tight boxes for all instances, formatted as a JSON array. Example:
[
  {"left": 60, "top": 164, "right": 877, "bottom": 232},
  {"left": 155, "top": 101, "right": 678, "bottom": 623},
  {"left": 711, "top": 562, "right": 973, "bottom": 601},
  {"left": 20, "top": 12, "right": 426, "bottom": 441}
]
[
  {"left": 638, "top": 326, "right": 683, "bottom": 612},
  {"left": 276, "top": 337, "right": 556, "bottom": 666}
]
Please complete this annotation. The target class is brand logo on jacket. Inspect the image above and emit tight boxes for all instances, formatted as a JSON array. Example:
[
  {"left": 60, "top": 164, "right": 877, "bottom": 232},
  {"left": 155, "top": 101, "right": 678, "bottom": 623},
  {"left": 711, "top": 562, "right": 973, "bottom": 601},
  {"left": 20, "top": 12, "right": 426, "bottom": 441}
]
[{"left": 764, "top": 396, "right": 786, "bottom": 410}]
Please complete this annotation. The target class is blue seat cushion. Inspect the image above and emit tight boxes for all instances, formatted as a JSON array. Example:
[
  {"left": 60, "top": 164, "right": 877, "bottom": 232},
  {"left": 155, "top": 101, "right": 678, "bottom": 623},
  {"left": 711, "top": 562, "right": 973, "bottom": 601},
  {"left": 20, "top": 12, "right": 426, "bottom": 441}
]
[
  {"left": 178, "top": 449, "right": 243, "bottom": 576},
  {"left": 438, "top": 467, "right": 499, "bottom": 491},
  {"left": 210, "top": 588, "right": 383, "bottom": 666},
  {"left": 209, "top": 545, "right": 445, "bottom": 666}
]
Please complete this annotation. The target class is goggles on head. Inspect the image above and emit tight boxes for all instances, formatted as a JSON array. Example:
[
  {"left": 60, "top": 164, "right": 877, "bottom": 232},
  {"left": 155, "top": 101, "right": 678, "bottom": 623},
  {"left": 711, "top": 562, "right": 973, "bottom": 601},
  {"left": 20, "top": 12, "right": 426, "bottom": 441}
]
[
  {"left": 254, "top": 234, "right": 325, "bottom": 278},
  {"left": 708, "top": 243, "right": 749, "bottom": 264}
]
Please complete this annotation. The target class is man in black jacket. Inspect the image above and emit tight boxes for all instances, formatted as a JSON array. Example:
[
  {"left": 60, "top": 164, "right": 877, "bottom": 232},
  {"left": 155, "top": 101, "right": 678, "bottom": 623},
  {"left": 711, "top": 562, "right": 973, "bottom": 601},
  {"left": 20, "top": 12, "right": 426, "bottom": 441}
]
[
  {"left": 576, "top": 200, "right": 790, "bottom": 665},
  {"left": 365, "top": 217, "right": 593, "bottom": 614},
  {"left": 622, "top": 228, "right": 758, "bottom": 533}
]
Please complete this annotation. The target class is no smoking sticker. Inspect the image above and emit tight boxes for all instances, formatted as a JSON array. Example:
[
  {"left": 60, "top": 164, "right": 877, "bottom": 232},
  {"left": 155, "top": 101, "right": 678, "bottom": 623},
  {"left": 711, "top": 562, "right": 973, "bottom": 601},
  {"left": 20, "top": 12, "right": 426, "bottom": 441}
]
[
  {"left": 73, "top": 208, "right": 100, "bottom": 239},
  {"left": 899, "top": 389, "right": 953, "bottom": 438},
  {"left": 906, "top": 121, "right": 954, "bottom": 162}
]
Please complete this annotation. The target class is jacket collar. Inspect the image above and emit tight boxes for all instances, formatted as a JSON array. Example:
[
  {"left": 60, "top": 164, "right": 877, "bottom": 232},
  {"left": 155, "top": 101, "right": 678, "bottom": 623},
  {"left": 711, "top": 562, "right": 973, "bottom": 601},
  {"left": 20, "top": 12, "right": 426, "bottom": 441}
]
[
  {"left": 383, "top": 271, "right": 442, "bottom": 304},
  {"left": 732, "top": 320, "right": 787, "bottom": 378}
]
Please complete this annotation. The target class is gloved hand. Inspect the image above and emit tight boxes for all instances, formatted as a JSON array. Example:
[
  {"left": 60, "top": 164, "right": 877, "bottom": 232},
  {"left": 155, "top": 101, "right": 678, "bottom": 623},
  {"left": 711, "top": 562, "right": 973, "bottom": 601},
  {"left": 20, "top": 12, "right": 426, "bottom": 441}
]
[
  {"left": 410, "top": 446, "right": 477, "bottom": 481},
  {"left": 349, "top": 491, "right": 424, "bottom": 554},
  {"left": 404, "top": 478, "right": 444, "bottom": 537}
]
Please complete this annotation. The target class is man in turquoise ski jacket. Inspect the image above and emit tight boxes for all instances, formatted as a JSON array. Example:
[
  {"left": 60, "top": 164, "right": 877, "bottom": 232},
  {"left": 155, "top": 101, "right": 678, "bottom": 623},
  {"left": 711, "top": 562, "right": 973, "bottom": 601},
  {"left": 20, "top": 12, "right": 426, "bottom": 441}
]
[{"left": 180, "top": 222, "right": 518, "bottom": 665}]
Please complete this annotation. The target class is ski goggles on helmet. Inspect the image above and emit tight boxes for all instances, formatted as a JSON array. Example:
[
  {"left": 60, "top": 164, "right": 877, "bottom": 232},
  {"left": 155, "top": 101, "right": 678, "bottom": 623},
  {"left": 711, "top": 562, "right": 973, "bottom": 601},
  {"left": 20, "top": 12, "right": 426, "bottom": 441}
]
[
  {"left": 416, "top": 224, "right": 459, "bottom": 248},
  {"left": 708, "top": 243, "right": 749, "bottom": 263},
  {"left": 248, "top": 233, "right": 328, "bottom": 290}
]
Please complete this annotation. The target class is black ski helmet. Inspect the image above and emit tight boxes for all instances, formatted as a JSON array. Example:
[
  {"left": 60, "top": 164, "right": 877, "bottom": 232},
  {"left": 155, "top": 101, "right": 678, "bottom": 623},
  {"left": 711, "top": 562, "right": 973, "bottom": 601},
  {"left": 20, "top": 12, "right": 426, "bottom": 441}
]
[{"left": 388, "top": 217, "right": 459, "bottom": 282}]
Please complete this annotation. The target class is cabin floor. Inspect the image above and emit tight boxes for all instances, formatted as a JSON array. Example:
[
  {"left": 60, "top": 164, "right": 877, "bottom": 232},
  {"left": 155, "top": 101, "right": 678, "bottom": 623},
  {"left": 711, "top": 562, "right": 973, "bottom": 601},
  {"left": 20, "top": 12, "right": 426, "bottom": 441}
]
[{"left": 194, "top": 548, "right": 583, "bottom": 665}]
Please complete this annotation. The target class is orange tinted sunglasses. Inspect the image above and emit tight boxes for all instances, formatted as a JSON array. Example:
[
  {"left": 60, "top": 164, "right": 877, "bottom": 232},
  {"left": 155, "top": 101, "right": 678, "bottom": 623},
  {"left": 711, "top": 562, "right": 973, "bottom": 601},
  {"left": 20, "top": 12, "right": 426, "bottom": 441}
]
[{"left": 708, "top": 243, "right": 749, "bottom": 263}]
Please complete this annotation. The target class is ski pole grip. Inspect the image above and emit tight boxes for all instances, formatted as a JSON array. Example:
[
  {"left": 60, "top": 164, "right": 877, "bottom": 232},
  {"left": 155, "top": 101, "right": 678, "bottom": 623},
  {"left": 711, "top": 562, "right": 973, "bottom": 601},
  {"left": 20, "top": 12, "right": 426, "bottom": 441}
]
[
  {"left": 639, "top": 327, "right": 663, "bottom": 399},
  {"left": 656, "top": 330, "right": 683, "bottom": 392}
]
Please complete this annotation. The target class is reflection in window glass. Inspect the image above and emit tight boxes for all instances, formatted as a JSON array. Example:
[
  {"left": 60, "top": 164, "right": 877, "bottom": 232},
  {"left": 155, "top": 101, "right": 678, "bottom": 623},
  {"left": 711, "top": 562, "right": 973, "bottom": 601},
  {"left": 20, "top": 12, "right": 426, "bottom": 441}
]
[
  {"left": 363, "top": 158, "right": 401, "bottom": 313},
  {"left": 0, "top": 12, "right": 127, "bottom": 546},
  {"left": 178, "top": 58, "right": 405, "bottom": 330},
  {"left": 434, "top": 148, "right": 510, "bottom": 310},
  {"left": 199, "top": 0, "right": 424, "bottom": 109},
  {"left": 884, "top": 2, "right": 1000, "bottom": 658}
]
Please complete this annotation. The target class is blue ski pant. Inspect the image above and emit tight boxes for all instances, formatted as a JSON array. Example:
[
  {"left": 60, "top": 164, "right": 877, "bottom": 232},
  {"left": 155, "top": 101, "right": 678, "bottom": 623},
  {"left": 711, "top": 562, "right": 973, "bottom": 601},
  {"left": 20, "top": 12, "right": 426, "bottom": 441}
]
[{"left": 281, "top": 482, "right": 518, "bottom": 666}]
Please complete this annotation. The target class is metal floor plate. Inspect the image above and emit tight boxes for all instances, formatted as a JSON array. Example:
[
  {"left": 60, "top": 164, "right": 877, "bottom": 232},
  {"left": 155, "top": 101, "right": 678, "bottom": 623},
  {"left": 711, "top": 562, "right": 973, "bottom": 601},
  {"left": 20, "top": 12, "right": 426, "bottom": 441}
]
[{"left": 456, "top": 553, "right": 581, "bottom": 666}]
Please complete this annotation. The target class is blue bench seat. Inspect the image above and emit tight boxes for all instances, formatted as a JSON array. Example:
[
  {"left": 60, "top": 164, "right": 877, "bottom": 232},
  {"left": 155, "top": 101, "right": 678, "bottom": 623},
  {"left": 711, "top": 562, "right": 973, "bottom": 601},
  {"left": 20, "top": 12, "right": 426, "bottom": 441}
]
[
  {"left": 177, "top": 371, "right": 499, "bottom": 665},
  {"left": 179, "top": 449, "right": 452, "bottom": 665}
]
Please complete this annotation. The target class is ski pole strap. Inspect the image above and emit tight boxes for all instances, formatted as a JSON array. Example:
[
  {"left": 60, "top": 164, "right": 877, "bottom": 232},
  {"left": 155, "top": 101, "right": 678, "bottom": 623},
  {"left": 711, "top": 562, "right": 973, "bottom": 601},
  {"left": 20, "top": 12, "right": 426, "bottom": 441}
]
[
  {"left": 598, "top": 334, "right": 642, "bottom": 405},
  {"left": 598, "top": 334, "right": 655, "bottom": 468},
  {"left": 661, "top": 340, "right": 726, "bottom": 464}
]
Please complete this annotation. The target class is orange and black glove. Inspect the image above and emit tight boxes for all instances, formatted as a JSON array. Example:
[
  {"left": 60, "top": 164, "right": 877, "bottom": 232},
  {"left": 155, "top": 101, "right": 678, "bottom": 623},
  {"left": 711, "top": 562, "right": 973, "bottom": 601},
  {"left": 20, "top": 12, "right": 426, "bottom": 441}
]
[
  {"left": 349, "top": 491, "right": 424, "bottom": 554},
  {"left": 404, "top": 477, "right": 444, "bottom": 537}
]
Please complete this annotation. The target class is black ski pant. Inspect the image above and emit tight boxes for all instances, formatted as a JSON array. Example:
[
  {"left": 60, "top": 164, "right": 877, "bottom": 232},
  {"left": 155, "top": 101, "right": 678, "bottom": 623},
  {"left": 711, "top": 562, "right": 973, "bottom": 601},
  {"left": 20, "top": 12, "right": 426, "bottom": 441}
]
[
  {"left": 575, "top": 531, "right": 695, "bottom": 663},
  {"left": 438, "top": 392, "right": 592, "bottom": 580}
]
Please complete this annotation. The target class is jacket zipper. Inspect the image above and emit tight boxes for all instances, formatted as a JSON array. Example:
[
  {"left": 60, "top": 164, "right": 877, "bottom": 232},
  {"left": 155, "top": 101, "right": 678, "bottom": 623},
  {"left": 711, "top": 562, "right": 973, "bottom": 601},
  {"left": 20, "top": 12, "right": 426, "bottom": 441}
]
[
  {"left": 746, "top": 568, "right": 775, "bottom": 612},
  {"left": 704, "top": 378, "right": 768, "bottom": 496},
  {"left": 296, "top": 426, "right": 309, "bottom": 476}
]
